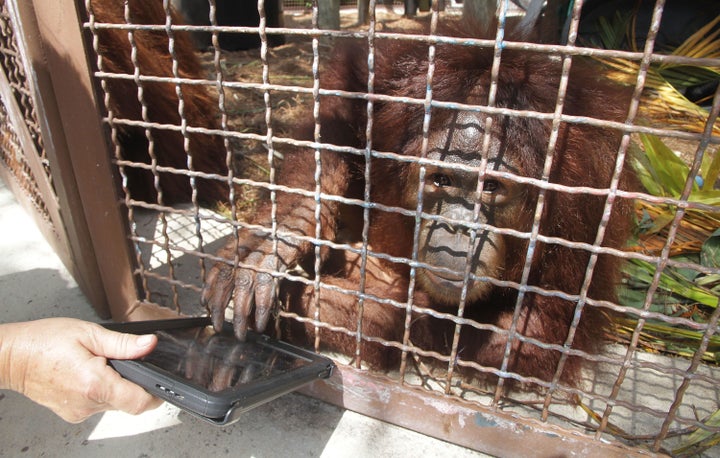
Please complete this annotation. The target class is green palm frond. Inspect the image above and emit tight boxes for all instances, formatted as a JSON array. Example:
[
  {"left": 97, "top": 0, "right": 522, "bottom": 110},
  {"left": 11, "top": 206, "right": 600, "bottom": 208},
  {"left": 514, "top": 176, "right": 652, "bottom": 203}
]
[
  {"left": 620, "top": 133, "right": 720, "bottom": 362},
  {"left": 590, "top": 15, "right": 720, "bottom": 135}
]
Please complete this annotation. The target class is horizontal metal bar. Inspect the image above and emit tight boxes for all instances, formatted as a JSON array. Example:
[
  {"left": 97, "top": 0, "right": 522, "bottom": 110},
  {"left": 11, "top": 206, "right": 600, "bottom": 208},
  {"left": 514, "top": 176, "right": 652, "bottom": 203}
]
[
  {"left": 299, "top": 364, "right": 650, "bottom": 457},
  {"left": 83, "top": 21, "right": 720, "bottom": 68}
]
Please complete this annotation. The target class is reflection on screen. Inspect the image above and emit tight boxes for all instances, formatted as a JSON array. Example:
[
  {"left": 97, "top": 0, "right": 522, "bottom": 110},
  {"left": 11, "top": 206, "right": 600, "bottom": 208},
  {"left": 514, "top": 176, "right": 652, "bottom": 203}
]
[{"left": 141, "top": 326, "right": 307, "bottom": 392}]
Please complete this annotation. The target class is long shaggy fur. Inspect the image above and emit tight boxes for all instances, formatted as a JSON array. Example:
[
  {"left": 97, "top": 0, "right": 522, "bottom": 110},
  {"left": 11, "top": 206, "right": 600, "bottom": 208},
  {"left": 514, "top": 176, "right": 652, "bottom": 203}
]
[
  {"left": 193, "top": 19, "right": 635, "bottom": 385},
  {"left": 205, "top": 22, "right": 637, "bottom": 389},
  {"left": 89, "top": 0, "right": 228, "bottom": 205}
]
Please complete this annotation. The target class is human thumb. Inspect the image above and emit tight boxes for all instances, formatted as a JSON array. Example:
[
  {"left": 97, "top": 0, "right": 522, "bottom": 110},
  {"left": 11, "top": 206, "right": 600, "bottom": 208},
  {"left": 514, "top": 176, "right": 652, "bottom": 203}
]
[{"left": 87, "top": 325, "right": 158, "bottom": 360}]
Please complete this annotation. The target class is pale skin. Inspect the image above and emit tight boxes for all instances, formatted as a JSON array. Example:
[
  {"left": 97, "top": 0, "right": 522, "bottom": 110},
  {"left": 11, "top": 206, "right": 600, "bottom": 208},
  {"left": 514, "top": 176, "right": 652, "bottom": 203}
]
[{"left": 0, "top": 317, "right": 162, "bottom": 423}]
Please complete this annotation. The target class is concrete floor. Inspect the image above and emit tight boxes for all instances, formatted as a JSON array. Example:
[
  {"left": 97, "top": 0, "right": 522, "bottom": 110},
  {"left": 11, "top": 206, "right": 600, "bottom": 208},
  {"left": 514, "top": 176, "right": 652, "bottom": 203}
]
[{"left": 0, "top": 178, "right": 486, "bottom": 457}]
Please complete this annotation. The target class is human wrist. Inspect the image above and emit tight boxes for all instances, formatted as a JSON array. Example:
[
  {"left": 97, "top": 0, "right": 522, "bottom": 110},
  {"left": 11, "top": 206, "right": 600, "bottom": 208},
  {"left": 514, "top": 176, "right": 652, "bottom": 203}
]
[{"left": 0, "top": 322, "right": 30, "bottom": 393}]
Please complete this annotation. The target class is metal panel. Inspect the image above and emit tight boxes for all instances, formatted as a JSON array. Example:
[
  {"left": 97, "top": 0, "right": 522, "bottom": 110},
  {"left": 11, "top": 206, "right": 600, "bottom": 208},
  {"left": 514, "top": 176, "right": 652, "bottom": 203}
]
[
  {"left": 1, "top": 0, "right": 111, "bottom": 314},
  {"left": 26, "top": 0, "right": 141, "bottom": 320},
  {"left": 301, "top": 364, "right": 654, "bottom": 457}
]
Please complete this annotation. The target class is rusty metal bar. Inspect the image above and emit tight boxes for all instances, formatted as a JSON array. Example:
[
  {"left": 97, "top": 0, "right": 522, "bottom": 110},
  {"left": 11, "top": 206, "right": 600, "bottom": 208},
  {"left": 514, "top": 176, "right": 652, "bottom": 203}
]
[
  {"left": 595, "top": 0, "right": 667, "bottom": 439},
  {"left": 354, "top": 0, "right": 377, "bottom": 369},
  {"left": 650, "top": 68, "right": 720, "bottom": 452},
  {"left": 92, "top": 76, "right": 720, "bottom": 144},
  {"left": 300, "top": 363, "right": 652, "bottom": 457},
  {"left": 77, "top": 20, "right": 720, "bottom": 69},
  {"left": 400, "top": 0, "right": 441, "bottom": 383},
  {"left": 309, "top": 0, "right": 324, "bottom": 355}
]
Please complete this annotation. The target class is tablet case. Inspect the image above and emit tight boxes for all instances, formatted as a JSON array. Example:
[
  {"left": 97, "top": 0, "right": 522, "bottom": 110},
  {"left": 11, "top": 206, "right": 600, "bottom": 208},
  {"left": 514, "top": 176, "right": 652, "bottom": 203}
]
[{"left": 105, "top": 317, "right": 334, "bottom": 425}]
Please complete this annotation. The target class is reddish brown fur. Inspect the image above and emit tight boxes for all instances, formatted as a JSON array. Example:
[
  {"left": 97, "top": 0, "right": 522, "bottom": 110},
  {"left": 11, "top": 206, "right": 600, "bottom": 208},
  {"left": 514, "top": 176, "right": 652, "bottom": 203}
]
[
  {"left": 89, "top": 0, "right": 228, "bottom": 205},
  {"left": 204, "top": 24, "right": 637, "bottom": 389}
]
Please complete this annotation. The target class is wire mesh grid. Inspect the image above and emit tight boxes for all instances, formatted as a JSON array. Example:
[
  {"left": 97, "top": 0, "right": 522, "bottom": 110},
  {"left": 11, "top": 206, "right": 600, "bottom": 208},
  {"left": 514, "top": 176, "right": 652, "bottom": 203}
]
[
  {"left": 0, "top": 102, "right": 52, "bottom": 221},
  {"left": 81, "top": 0, "right": 720, "bottom": 454},
  {"left": 0, "top": 0, "right": 54, "bottom": 217}
]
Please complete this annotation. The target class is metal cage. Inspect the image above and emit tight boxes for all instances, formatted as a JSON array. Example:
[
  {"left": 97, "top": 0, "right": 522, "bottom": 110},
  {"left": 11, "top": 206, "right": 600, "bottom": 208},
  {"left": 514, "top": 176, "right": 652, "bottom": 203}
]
[{"left": 1, "top": 0, "right": 719, "bottom": 456}]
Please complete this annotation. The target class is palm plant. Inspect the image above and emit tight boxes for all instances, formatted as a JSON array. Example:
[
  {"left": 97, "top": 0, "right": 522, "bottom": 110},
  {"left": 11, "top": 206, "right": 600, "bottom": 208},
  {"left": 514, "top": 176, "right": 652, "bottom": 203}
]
[
  {"left": 582, "top": 6, "right": 720, "bottom": 361},
  {"left": 592, "top": 14, "right": 719, "bottom": 135}
]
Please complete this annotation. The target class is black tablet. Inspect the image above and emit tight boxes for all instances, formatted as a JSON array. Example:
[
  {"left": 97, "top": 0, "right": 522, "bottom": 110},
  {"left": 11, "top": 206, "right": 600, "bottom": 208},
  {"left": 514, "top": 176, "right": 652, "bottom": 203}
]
[{"left": 104, "top": 317, "right": 334, "bottom": 425}]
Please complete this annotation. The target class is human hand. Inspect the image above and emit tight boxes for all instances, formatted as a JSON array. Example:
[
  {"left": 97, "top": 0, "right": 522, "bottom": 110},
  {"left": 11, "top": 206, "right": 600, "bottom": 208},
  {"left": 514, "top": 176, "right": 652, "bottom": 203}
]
[{"left": 0, "top": 317, "right": 162, "bottom": 423}]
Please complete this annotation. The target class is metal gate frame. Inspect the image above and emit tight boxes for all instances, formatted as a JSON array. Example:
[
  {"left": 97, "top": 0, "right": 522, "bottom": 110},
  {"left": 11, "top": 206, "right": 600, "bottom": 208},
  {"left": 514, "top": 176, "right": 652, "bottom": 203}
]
[
  {"left": 0, "top": 0, "right": 112, "bottom": 315},
  {"left": 1, "top": 0, "right": 673, "bottom": 455},
  {"left": 3, "top": 0, "right": 178, "bottom": 321}
]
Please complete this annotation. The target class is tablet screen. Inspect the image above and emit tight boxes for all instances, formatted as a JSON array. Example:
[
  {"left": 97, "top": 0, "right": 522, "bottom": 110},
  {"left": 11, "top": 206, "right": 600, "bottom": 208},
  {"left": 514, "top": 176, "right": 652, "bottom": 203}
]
[{"left": 141, "top": 325, "right": 309, "bottom": 392}]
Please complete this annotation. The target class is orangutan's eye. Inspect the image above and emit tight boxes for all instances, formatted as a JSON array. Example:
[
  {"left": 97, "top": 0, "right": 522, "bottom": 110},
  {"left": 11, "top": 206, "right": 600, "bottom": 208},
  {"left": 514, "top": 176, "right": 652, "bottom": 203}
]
[
  {"left": 483, "top": 179, "right": 499, "bottom": 193},
  {"left": 430, "top": 173, "right": 453, "bottom": 188}
]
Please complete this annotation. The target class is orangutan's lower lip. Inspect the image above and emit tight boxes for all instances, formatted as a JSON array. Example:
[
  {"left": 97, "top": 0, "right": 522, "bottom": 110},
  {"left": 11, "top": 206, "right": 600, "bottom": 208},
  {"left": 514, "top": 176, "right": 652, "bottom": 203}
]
[{"left": 422, "top": 270, "right": 468, "bottom": 290}]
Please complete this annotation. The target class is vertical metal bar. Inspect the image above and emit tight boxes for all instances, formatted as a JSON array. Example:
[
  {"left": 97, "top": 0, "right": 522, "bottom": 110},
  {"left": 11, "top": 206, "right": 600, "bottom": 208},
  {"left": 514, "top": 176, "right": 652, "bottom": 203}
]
[
  {"left": 257, "top": 0, "right": 281, "bottom": 335},
  {"left": 354, "top": 0, "right": 377, "bottom": 369},
  {"left": 84, "top": 0, "right": 151, "bottom": 306},
  {"left": 595, "top": 0, "right": 667, "bottom": 440},
  {"left": 122, "top": 1, "right": 180, "bottom": 311},
  {"left": 452, "top": 0, "right": 515, "bottom": 392},
  {"left": 443, "top": 1, "right": 506, "bottom": 391},
  {"left": 399, "top": 0, "right": 440, "bottom": 383},
  {"left": 487, "top": 0, "right": 531, "bottom": 404},
  {"left": 207, "top": 0, "right": 239, "bottom": 321},
  {"left": 654, "top": 296, "right": 720, "bottom": 450},
  {"left": 651, "top": 78, "right": 720, "bottom": 453},
  {"left": 310, "top": 0, "right": 323, "bottom": 352},
  {"left": 162, "top": 0, "right": 207, "bottom": 303},
  {"left": 538, "top": 0, "right": 623, "bottom": 417}
]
